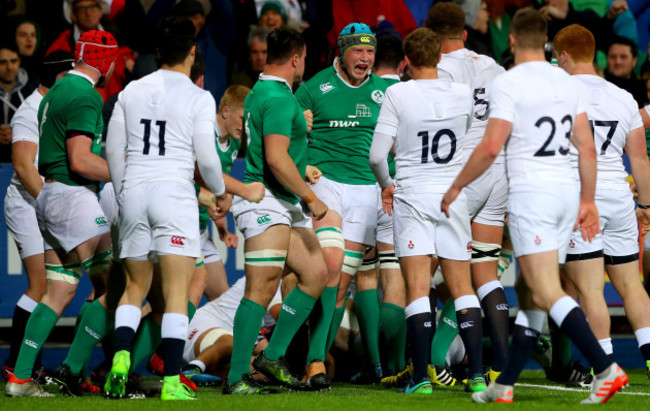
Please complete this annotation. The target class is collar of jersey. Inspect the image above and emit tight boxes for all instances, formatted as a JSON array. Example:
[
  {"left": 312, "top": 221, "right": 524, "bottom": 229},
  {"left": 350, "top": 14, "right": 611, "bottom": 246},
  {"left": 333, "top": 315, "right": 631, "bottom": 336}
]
[
  {"left": 259, "top": 73, "right": 291, "bottom": 90},
  {"left": 67, "top": 69, "right": 96, "bottom": 86},
  {"left": 333, "top": 57, "right": 371, "bottom": 89}
]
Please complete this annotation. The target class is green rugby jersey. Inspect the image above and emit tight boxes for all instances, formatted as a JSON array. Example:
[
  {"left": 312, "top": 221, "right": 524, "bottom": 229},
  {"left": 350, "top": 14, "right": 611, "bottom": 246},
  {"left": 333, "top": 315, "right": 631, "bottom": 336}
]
[
  {"left": 243, "top": 75, "right": 308, "bottom": 204},
  {"left": 197, "top": 131, "right": 241, "bottom": 230},
  {"left": 295, "top": 66, "right": 392, "bottom": 185},
  {"left": 38, "top": 72, "right": 103, "bottom": 191}
]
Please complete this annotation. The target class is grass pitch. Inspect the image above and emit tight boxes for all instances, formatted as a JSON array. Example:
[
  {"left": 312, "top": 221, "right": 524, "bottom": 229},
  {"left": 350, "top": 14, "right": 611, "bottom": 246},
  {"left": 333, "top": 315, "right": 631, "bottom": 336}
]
[{"left": 2, "top": 369, "right": 649, "bottom": 410}]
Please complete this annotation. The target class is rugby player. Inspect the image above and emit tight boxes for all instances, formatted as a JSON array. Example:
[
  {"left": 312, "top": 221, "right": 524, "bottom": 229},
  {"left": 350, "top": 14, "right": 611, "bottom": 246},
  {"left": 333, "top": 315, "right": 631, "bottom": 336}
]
[
  {"left": 370, "top": 27, "right": 479, "bottom": 394},
  {"left": 104, "top": 19, "right": 230, "bottom": 400},
  {"left": 224, "top": 27, "right": 328, "bottom": 394},
  {"left": 6, "top": 30, "right": 118, "bottom": 398},
  {"left": 554, "top": 23, "right": 650, "bottom": 378}
]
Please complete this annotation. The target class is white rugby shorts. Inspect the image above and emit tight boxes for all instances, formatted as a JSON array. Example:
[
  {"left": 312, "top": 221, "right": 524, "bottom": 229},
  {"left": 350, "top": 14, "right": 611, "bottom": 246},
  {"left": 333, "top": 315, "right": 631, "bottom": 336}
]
[
  {"left": 465, "top": 162, "right": 507, "bottom": 226},
  {"left": 507, "top": 184, "right": 579, "bottom": 264},
  {"left": 4, "top": 184, "right": 45, "bottom": 259},
  {"left": 392, "top": 190, "right": 472, "bottom": 261},
  {"left": 36, "top": 182, "right": 110, "bottom": 253},
  {"left": 231, "top": 191, "right": 311, "bottom": 239},
  {"left": 200, "top": 227, "right": 223, "bottom": 264},
  {"left": 567, "top": 189, "right": 638, "bottom": 261},
  {"left": 311, "top": 176, "right": 379, "bottom": 246},
  {"left": 119, "top": 181, "right": 200, "bottom": 258}
]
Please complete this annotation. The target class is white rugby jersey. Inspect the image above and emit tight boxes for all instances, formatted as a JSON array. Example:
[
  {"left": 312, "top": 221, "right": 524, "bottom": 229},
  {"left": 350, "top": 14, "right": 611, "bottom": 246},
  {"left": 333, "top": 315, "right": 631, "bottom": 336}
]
[
  {"left": 569, "top": 75, "right": 643, "bottom": 190},
  {"left": 438, "top": 48, "right": 504, "bottom": 162},
  {"left": 194, "top": 276, "right": 282, "bottom": 330},
  {"left": 375, "top": 79, "right": 473, "bottom": 192},
  {"left": 489, "top": 61, "right": 583, "bottom": 190},
  {"left": 10, "top": 90, "right": 44, "bottom": 190},
  {"left": 110, "top": 69, "right": 217, "bottom": 189}
]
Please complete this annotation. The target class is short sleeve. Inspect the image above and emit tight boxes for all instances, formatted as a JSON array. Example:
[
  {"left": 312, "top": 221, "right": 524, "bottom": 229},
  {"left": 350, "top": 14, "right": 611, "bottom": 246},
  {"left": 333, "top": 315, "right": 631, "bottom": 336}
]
[
  {"left": 294, "top": 82, "right": 312, "bottom": 111},
  {"left": 193, "top": 92, "right": 217, "bottom": 137},
  {"left": 11, "top": 104, "right": 39, "bottom": 144},
  {"left": 488, "top": 75, "right": 516, "bottom": 123},
  {"left": 374, "top": 86, "right": 399, "bottom": 136},
  {"left": 261, "top": 94, "right": 295, "bottom": 137},
  {"left": 67, "top": 94, "right": 102, "bottom": 135},
  {"left": 631, "top": 107, "right": 644, "bottom": 131}
]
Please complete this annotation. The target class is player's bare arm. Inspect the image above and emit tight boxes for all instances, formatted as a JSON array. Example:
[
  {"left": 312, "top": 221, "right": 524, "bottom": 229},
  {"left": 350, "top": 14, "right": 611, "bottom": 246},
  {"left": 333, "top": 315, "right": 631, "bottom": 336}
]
[
  {"left": 66, "top": 134, "right": 110, "bottom": 182},
  {"left": 625, "top": 126, "right": 650, "bottom": 231},
  {"left": 216, "top": 217, "right": 238, "bottom": 248},
  {"left": 570, "top": 112, "right": 599, "bottom": 241},
  {"left": 264, "top": 133, "right": 327, "bottom": 220},
  {"left": 441, "top": 118, "right": 511, "bottom": 217},
  {"left": 12, "top": 141, "right": 42, "bottom": 199},
  {"left": 224, "top": 173, "right": 265, "bottom": 202}
]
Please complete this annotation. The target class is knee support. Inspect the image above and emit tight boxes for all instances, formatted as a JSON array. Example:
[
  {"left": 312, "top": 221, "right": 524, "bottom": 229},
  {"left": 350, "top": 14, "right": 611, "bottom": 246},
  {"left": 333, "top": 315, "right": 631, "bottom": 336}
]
[
  {"left": 497, "top": 248, "right": 513, "bottom": 277},
  {"left": 244, "top": 249, "right": 287, "bottom": 269},
  {"left": 82, "top": 249, "right": 112, "bottom": 277},
  {"left": 471, "top": 241, "right": 501, "bottom": 264},
  {"left": 315, "top": 227, "right": 344, "bottom": 250},
  {"left": 341, "top": 249, "right": 364, "bottom": 276},
  {"left": 46, "top": 262, "right": 83, "bottom": 284},
  {"left": 198, "top": 328, "right": 233, "bottom": 354},
  {"left": 378, "top": 250, "right": 400, "bottom": 270},
  {"left": 358, "top": 255, "right": 378, "bottom": 273}
]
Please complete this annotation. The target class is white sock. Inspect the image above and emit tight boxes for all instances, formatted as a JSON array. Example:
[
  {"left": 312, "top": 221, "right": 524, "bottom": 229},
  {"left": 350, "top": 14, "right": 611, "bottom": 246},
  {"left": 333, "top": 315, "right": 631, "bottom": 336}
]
[{"left": 190, "top": 360, "right": 206, "bottom": 373}]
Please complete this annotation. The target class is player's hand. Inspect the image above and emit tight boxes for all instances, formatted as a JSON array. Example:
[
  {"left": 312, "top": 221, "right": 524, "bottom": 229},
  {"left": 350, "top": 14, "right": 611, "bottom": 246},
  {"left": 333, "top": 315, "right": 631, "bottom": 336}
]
[
  {"left": 308, "top": 197, "right": 328, "bottom": 221},
  {"left": 305, "top": 165, "right": 322, "bottom": 184},
  {"left": 220, "top": 232, "right": 238, "bottom": 248},
  {"left": 243, "top": 182, "right": 265, "bottom": 203},
  {"left": 0, "top": 125, "right": 12, "bottom": 144},
  {"left": 441, "top": 185, "right": 461, "bottom": 218},
  {"left": 381, "top": 184, "right": 395, "bottom": 216},
  {"left": 636, "top": 208, "right": 650, "bottom": 236},
  {"left": 574, "top": 200, "right": 600, "bottom": 242},
  {"left": 214, "top": 193, "right": 232, "bottom": 219},
  {"left": 303, "top": 109, "right": 313, "bottom": 132}
]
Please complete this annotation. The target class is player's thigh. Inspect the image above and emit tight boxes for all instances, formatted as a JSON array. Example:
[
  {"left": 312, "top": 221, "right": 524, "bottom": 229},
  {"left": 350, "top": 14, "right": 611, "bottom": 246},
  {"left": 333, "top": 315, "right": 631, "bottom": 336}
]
[
  {"left": 516, "top": 250, "right": 564, "bottom": 310},
  {"left": 286, "top": 227, "right": 327, "bottom": 283}
]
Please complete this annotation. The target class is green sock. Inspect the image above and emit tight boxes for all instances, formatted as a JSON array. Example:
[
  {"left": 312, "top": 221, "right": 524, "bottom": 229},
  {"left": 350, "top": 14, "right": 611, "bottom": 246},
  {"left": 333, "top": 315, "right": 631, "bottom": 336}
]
[
  {"left": 227, "top": 298, "right": 265, "bottom": 384},
  {"left": 381, "top": 303, "right": 406, "bottom": 373},
  {"left": 73, "top": 300, "right": 92, "bottom": 334},
  {"left": 64, "top": 300, "right": 113, "bottom": 375},
  {"left": 326, "top": 304, "right": 347, "bottom": 354},
  {"left": 188, "top": 302, "right": 196, "bottom": 321},
  {"left": 430, "top": 299, "right": 459, "bottom": 366},
  {"left": 130, "top": 315, "right": 161, "bottom": 373},
  {"left": 14, "top": 303, "right": 59, "bottom": 379},
  {"left": 550, "top": 318, "right": 572, "bottom": 369},
  {"left": 307, "top": 286, "right": 338, "bottom": 363},
  {"left": 355, "top": 289, "right": 381, "bottom": 364},
  {"left": 265, "top": 287, "right": 317, "bottom": 361}
]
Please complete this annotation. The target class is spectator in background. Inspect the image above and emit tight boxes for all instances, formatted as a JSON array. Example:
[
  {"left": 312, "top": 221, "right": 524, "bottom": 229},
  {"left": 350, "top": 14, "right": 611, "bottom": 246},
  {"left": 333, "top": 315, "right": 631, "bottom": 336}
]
[
  {"left": 258, "top": 1, "right": 287, "bottom": 30},
  {"left": 0, "top": 43, "right": 30, "bottom": 163},
  {"left": 605, "top": 35, "right": 646, "bottom": 107},
  {"left": 13, "top": 19, "right": 42, "bottom": 92},
  {"left": 47, "top": 0, "right": 134, "bottom": 102},
  {"left": 459, "top": 0, "right": 494, "bottom": 57},
  {"left": 231, "top": 26, "right": 270, "bottom": 89}
]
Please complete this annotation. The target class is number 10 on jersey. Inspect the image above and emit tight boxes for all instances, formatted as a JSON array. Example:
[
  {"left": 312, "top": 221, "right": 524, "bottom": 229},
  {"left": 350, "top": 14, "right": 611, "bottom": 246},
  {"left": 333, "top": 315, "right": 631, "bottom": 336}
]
[{"left": 418, "top": 129, "right": 457, "bottom": 164}]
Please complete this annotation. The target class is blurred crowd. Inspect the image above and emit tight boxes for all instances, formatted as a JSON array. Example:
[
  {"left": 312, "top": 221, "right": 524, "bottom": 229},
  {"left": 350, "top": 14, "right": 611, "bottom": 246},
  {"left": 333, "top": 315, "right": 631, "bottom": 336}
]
[{"left": 1, "top": 0, "right": 649, "bottom": 163}]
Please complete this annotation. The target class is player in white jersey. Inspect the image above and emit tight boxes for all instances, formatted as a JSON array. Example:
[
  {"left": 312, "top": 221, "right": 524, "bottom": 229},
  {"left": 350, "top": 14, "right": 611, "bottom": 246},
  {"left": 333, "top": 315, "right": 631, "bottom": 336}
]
[
  {"left": 370, "top": 28, "right": 484, "bottom": 394},
  {"left": 183, "top": 277, "right": 282, "bottom": 375},
  {"left": 427, "top": 2, "right": 509, "bottom": 383},
  {"left": 2, "top": 52, "right": 74, "bottom": 381},
  {"left": 442, "top": 8, "right": 626, "bottom": 404},
  {"left": 553, "top": 24, "right": 650, "bottom": 376},
  {"left": 105, "top": 20, "right": 230, "bottom": 401}
]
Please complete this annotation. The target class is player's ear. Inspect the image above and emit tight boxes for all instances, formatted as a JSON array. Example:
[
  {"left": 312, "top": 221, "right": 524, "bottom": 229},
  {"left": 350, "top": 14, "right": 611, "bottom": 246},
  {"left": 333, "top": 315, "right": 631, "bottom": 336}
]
[
  {"left": 222, "top": 106, "right": 229, "bottom": 119},
  {"left": 190, "top": 45, "right": 197, "bottom": 58},
  {"left": 292, "top": 53, "right": 299, "bottom": 68},
  {"left": 508, "top": 33, "right": 516, "bottom": 50},
  {"left": 462, "top": 30, "right": 468, "bottom": 42}
]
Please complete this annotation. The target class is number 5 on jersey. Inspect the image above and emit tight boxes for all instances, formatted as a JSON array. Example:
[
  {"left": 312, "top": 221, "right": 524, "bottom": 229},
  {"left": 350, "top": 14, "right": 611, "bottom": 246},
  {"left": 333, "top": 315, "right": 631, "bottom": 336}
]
[{"left": 141, "top": 118, "right": 166, "bottom": 156}]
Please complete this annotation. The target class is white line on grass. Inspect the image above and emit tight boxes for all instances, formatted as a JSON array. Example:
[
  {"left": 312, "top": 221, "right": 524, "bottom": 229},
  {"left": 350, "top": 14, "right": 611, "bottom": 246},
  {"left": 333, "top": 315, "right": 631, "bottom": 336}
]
[{"left": 518, "top": 383, "right": 650, "bottom": 396}]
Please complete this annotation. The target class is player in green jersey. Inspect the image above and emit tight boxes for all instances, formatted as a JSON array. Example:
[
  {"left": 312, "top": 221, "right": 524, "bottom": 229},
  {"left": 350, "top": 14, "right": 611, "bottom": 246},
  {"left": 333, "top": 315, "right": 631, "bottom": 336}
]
[
  {"left": 6, "top": 30, "right": 119, "bottom": 398},
  {"left": 294, "top": 22, "right": 392, "bottom": 384},
  {"left": 223, "top": 28, "right": 328, "bottom": 395}
]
